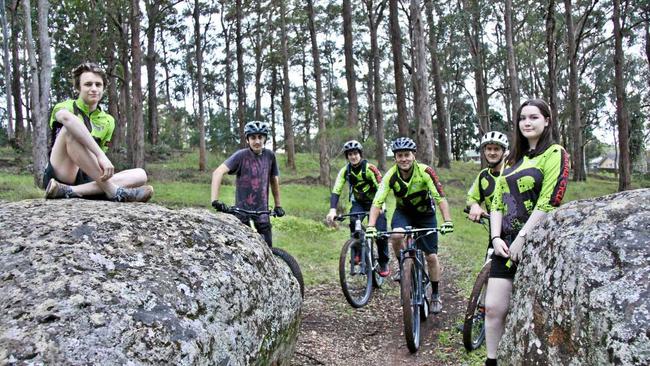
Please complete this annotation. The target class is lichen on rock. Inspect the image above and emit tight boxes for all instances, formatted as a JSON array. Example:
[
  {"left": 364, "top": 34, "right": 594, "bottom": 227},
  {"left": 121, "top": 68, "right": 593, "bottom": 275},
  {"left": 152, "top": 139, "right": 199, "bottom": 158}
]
[{"left": 0, "top": 199, "right": 302, "bottom": 365}]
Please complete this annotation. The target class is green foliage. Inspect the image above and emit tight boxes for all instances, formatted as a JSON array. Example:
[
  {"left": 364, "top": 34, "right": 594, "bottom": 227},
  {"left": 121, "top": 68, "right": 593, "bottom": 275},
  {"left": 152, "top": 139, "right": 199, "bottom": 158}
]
[{"left": 450, "top": 101, "right": 480, "bottom": 160}]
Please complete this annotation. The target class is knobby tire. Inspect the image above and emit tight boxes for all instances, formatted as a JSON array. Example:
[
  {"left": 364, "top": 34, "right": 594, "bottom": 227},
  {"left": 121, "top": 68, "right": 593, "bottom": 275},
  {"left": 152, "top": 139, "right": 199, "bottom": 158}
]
[
  {"left": 339, "top": 239, "right": 373, "bottom": 308},
  {"left": 462, "top": 261, "right": 491, "bottom": 351}
]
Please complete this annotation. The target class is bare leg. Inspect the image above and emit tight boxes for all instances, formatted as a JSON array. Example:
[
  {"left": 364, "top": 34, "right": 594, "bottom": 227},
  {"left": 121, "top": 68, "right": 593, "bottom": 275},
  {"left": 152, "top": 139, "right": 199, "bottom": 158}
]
[
  {"left": 485, "top": 277, "right": 513, "bottom": 359},
  {"left": 389, "top": 229, "right": 405, "bottom": 260},
  {"left": 72, "top": 168, "right": 148, "bottom": 196},
  {"left": 426, "top": 253, "right": 440, "bottom": 283},
  {"left": 49, "top": 127, "right": 118, "bottom": 197}
]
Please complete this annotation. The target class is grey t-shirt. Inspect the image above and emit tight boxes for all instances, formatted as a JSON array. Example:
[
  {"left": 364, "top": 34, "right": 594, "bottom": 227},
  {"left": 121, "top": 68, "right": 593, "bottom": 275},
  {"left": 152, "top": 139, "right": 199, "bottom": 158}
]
[{"left": 224, "top": 148, "right": 279, "bottom": 213}]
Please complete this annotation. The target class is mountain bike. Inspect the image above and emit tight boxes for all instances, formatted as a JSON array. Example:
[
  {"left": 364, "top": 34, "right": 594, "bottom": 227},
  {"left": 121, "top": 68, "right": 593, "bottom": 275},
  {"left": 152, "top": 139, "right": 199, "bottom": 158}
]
[
  {"left": 462, "top": 207, "right": 491, "bottom": 351},
  {"left": 377, "top": 226, "right": 439, "bottom": 353},
  {"left": 335, "top": 212, "right": 385, "bottom": 308},
  {"left": 223, "top": 206, "right": 305, "bottom": 298}
]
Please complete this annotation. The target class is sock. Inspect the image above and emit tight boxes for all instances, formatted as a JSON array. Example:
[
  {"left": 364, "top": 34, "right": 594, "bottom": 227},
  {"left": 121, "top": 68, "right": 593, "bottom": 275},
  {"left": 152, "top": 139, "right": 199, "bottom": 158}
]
[
  {"left": 431, "top": 281, "right": 439, "bottom": 294},
  {"left": 485, "top": 358, "right": 497, "bottom": 366}
]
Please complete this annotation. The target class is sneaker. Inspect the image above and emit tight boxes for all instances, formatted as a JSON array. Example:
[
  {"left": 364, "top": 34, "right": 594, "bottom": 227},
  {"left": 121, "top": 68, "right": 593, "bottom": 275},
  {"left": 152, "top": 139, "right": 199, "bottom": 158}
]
[
  {"left": 431, "top": 293, "right": 442, "bottom": 314},
  {"left": 392, "top": 270, "right": 401, "bottom": 282},
  {"left": 45, "top": 179, "right": 80, "bottom": 199},
  {"left": 111, "top": 185, "right": 154, "bottom": 203},
  {"left": 378, "top": 262, "right": 390, "bottom": 277}
]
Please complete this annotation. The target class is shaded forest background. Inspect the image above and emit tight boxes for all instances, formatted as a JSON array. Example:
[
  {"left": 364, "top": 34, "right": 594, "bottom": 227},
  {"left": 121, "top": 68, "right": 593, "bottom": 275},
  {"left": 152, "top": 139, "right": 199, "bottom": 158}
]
[{"left": 0, "top": 0, "right": 648, "bottom": 191}]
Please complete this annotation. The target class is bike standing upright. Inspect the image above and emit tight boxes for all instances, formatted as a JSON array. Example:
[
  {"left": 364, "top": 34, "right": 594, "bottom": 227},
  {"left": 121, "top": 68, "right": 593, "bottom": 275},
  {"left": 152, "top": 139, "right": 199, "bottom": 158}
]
[
  {"left": 366, "top": 137, "right": 454, "bottom": 315},
  {"left": 325, "top": 140, "right": 390, "bottom": 278}
]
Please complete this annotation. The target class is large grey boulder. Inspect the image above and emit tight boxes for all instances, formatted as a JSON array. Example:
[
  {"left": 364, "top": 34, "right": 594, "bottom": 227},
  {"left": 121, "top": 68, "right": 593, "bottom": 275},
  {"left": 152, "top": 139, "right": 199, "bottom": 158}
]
[
  {"left": 0, "top": 199, "right": 302, "bottom": 365},
  {"left": 499, "top": 189, "right": 650, "bottom": 365}
]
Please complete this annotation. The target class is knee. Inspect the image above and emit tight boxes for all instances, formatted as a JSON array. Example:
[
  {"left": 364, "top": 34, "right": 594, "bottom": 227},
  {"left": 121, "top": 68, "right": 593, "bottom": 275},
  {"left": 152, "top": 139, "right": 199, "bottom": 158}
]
[{"left": 134, "top": 168, "right": 148, "bottom": 184}]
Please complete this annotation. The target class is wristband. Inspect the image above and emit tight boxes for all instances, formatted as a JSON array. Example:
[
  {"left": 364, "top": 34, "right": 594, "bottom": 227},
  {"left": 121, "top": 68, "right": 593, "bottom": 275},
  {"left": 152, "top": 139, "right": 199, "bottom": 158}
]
[{"left": 490, "top": 236, "right": 500, "bottom": 244}]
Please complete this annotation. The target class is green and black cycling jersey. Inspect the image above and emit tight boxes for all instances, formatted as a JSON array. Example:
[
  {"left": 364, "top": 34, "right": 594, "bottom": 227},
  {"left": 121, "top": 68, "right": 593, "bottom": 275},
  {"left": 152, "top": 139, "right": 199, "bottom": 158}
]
[
  {"left": 466, "top": 168, "right": 501, "bottom": 211},
  {"left": 49, "top": 97, "right": 115, "bottom": 153},
  {"left": 330, "top": 160, "right": 382, "bottom": 208},
  {"left": 372, "top": 161, "right": 446, "bottom": 215},
  {"left": 491, "top": 144, "right": 569, "bottom": 236}
]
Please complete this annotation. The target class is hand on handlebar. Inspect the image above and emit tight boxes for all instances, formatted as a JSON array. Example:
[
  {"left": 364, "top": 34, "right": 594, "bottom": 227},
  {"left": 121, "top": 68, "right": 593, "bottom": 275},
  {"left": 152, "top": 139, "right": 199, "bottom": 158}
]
[
  {"left": 326, "top": 209, "right": 337, "bottom": 226},
  {"left": 211, "top": 200, "right": 230, "bottom": 213},
  {"left": 365, "top": 226, "right": 377, "bottom": 239},
  {"left": 273, "top": 206, "right": 285, "bottom": 217},
  {"left": 439, "top": 221, "right": 454, "bottom": 235},
  {"left": 468, "top": 204, "right": 487, "bottom": 222}
]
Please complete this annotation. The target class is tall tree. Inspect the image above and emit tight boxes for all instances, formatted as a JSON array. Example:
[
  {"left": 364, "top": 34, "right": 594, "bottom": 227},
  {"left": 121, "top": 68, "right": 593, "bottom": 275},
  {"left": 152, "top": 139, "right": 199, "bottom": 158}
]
[
  {"left": 365, "top": 0, "right": 387, "bottom": 170},
  {"left": 130, "top": 0, "right": 145, "bottom": 168},
  {"left": 425, "top": 0, "right": 450, "bottom": 168},
  {"left": 279, "top": 0, "right": 296, "bottom": 169},
  {"left": 388, "top": 0, "right": 409, "bottom": 136},
  {"left": 193, "top": 0, "right": 207, "bottom": 171},
  {"left": 410, "top": 0, "right": 434, "bottom": 166},
  {"left": 1, "top": 0, "right": 13, "bottom": 140},
  {"left": 545, "top": 0, "right": 561, "bottom": 141},
  {"left": 504, "top": 0, "right": 520, "bottom": 123},
  {"left": 219, "top": 2, "right": 233, "bottom": 140},
  {"left": 342, "top": 0, "right": 358, "bottom": 130},
  {"left": 462, "top": 0, "right": 490, "bottom": 142},
  {"left": 23, "top": 0, "right": 50, "bottom": 187},
  {"left": 236, "top": 0, "right": 246, "bottom": 146},
  {"left": 613, "top": 0, "right": 631, "bottom": 190},
  {"left": 9, "top": 0, "right": 23, "bottom": 147},
  {"left": 307, "top": 0, "right": 330, "bottom": 185},
  {"left": 564, "top": 0, "right": 585, "bottom": 181}
]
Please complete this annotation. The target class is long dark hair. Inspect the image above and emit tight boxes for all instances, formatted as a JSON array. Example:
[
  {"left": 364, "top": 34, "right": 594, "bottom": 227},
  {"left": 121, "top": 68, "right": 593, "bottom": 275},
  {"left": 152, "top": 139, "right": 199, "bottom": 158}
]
[{"left": 507, "top": 99, "right": 556, "bottom": 166}]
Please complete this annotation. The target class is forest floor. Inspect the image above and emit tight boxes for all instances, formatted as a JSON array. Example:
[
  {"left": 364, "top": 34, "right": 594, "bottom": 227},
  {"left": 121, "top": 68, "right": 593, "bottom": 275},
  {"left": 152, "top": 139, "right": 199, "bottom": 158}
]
[{"left": 291, "top": 258, "right": 480, "bottom": 366}]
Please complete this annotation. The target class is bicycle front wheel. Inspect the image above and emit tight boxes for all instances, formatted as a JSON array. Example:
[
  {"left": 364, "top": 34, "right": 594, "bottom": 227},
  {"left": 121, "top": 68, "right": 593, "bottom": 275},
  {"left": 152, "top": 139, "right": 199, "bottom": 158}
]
[
  {"left": 462, "top": 261, "right": 491, "bottom": 351},
  {"left": 401, "top": 258, "right": 421, "bottom": 353},
  {"left": 339, "top": 239, "right": 373, "bottom": 308},
  {"left": 371, "top": 239, "right": 384, "bottom": 289},
  {"left": 272, "top": 247, "right": 305, "bottom": 298}
]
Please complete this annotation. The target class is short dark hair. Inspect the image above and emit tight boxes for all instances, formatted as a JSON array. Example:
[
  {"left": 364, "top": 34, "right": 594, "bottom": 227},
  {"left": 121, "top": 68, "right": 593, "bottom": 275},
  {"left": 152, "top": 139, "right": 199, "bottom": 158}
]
[
  {"left": 72, "top": 62, "right": 108, "bottom": 90},
  {"left": 508, "top": 99, "right": 556, "bottom": 165}
]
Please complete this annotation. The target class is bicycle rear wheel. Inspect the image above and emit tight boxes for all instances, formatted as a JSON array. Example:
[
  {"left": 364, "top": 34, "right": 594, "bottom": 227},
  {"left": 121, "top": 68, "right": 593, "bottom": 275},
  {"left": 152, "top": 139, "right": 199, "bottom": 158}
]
[
  {"left": 339, "top": 239, "right": 373, "bottom": 308},
  {"left": 272, "top": 247, "right": 305, "bottom": 298},
  {"left": 401, "top": 258, "right": 421, "bottom": 353},
  {"left": 462, "top": 261, "right": 491, "bottom": 351}
]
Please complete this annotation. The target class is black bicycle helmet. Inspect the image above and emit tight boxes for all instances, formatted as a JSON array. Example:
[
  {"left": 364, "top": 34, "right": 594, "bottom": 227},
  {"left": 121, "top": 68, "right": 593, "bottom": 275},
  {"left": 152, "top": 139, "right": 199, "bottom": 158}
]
[
  {"left": 342, "top": 140, "right": 363, "bottom": 155},
  {"left": 244, "top": 120, "right": 270, "bottom": 137},
  {"left": 479, "top": 131, "right": 509, "bottom": 150},
  {"left": 391, "top": 137, "right": 417, "bottom": 153}
]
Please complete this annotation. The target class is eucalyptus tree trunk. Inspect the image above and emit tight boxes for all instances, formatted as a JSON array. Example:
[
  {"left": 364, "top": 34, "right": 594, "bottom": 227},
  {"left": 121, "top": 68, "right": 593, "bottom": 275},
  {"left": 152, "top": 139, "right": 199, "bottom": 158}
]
[
  {"left": 425, "top": 0, "right": 450, "bottom": 168},
  {"left": 219, "top": 5, "right": 233, "bottom": 138},
  {"left": 9, "top": 0, "right": 23, "bottom": 147},
  {"left": 388, "top": 0, "right": 409, "bottom": 136},
  {"left": 118, "top": 17, "right": 131, "bottom": 152},
  {"left": 236, "top": 0, "right": 246, "bottom": 146},
  {"left": 410, "top": 0, "right": 434, "bottom": 166},
  {"left": 160, "top": 28, "right": 173, "bottom": 108},
  {"left": 504, "top": 0, "right": 520, "bottom": 124},
  {"left": 299, "top": 44, "right": 312, "bottom": 145},
  {"left": 366, "top": 0, "right": 386, "bottom": 170},
  {"left": 280, "top": 0, "right": 296, "bottom": 169},
  {"left": 252, "top": 1, "right": 266, "bottom": 121},
  {"left": 564, "top": 0, "right": 585, "bottom": 181},
  {"left": 545, "top": 0, "right": 561, "bottom": 142},
  {"left": 270, "top": 65, "right": 278, "bottom": 151},
  {"left": 465, "top": 0, "right": 489, "bottom": 136},
  {"left": 129, "top": 0, "right": 145, "bottom": 168},
  {"left": 1, "top": 0, "right": 13, "bottom": 140},
  {"left": 613, "top": 0, "right": 631, "bottom": 191},
  {"left": 106, "top": 41, "right": 121, "bottom": 149},
  {"left": 307, "top": 0, "right": 330, "bottom": 186},
  {"left": 193, "top": 0, "right": 207, "bottom": 171},
  {"left": 23, "top": 0, "right": 49, "bottom": 187},
  {"left": 145, "top": 0, "right": 160, "bottom": 145},
  {"left": 342, "top": 0, "right": 358, "bottom": 130}
]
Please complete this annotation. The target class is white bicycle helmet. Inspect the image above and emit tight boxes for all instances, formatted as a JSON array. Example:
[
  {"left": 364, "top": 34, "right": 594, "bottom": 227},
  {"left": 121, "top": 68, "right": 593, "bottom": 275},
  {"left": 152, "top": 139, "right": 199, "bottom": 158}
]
[
  {"left": 479, "top": 131, "right": 509, "bottom": 150},
  {"left": 342, "top": 140, "right": 363, "bottom": 154},
  {"left": 391, "top": 137, "right": 417, "bottom": 152}
]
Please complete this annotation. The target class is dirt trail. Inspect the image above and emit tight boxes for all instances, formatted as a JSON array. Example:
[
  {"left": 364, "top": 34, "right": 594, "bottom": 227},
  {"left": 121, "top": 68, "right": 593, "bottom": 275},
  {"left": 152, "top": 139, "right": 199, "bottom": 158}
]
[{"left": 291, "top": 263, "right": 471, "bottom": 366}]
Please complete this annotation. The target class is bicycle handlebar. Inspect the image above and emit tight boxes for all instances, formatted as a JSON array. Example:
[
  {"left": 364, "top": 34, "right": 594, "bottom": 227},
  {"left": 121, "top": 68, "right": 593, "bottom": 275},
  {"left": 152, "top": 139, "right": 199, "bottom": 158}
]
[
  {"left": 375, "top": 227, "right": 438, "bottom": 238},
  {"left": 225, "top": 206, "right": 277, "bottom": 217},
  {"left": 334, "top": 211, "right": 369, "bottom": 222},
  {"left": 463, "top": 206, "right": 490, "bottom": 219}
]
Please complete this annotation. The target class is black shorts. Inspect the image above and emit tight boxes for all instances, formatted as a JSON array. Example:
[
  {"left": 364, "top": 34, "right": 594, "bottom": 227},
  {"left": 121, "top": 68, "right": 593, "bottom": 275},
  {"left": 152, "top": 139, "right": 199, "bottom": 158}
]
[
  {"left": 391, "top": 209, "right": 438, "bottom": 254},
  {"left": 489, "top": 234, "right": 517, "bottom": 279},
  {"left": 43, "top": 162, "right": 106, "bottom": 200}
]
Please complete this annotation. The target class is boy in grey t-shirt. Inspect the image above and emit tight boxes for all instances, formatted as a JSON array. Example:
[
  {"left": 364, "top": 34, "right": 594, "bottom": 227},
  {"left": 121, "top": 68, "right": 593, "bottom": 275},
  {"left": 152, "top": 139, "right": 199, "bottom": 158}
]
[{"left": 210, "top": 121, "right": 284, "bottom": 246}]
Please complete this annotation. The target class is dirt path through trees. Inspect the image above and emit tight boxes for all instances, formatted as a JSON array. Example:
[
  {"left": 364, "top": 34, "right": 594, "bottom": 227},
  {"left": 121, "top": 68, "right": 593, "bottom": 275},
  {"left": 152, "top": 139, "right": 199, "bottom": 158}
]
[{"left": 291, "top": 263, "right": 474, "bottom": 365}]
